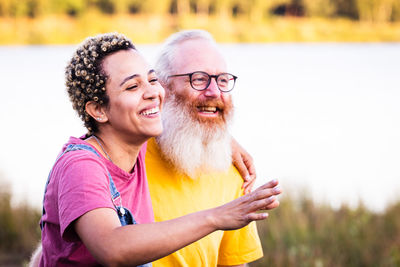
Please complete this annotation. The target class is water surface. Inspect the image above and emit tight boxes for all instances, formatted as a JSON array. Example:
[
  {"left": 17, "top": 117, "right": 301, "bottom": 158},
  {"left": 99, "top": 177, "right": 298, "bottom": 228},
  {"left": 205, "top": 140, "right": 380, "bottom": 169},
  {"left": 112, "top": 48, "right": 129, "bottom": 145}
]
[{"left": 1, "top": 43, "right": 399, "bottom": 212}]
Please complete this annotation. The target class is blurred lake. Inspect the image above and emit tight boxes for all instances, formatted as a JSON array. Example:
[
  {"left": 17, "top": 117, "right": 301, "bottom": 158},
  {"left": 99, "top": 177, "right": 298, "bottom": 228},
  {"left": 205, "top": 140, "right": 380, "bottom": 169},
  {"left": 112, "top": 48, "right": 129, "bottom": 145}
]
[{"left": 0, "top": 43, "right": 399, "bottom": 212}]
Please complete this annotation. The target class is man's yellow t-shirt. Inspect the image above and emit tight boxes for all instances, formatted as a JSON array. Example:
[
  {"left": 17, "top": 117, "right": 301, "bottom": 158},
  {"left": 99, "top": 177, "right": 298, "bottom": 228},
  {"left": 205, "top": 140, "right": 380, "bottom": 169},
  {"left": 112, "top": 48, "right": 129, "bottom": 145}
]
[{"left": 145, "top": 138, "right": 263, "bottom": 266}]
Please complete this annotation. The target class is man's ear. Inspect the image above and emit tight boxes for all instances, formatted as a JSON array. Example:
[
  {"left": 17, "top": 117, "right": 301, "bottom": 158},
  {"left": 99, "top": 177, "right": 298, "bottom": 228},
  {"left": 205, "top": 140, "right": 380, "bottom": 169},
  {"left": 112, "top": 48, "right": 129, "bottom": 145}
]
[
  {"left": 161, "top": 81, "right": 174, "bottom": 99},
  {"left": 85, "top": 101, "right": 108, "bottom": 123},
  {"left": 159, "top": 79, "right": 168, "bottom": 89}
]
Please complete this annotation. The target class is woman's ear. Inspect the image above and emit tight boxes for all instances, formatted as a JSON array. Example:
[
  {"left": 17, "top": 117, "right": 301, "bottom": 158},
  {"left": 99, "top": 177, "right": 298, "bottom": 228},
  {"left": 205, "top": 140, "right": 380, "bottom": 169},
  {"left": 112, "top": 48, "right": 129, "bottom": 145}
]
[{"left": 85, "top": 101, "right": 108, "bottom": 123}]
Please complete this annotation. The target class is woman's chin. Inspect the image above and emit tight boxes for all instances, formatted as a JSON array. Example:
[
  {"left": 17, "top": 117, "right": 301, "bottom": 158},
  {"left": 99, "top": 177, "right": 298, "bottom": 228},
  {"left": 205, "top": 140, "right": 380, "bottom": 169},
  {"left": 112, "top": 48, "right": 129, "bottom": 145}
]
[{"left": 144, "top": 126, "right": 164, "bottom": 139}]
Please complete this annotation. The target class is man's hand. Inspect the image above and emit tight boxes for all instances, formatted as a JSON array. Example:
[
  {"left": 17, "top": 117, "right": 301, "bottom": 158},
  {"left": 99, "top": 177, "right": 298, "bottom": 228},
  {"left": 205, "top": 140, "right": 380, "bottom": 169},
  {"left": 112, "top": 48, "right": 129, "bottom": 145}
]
[{"left": 231, "top": 137, "right": 256, "bottom": 194}]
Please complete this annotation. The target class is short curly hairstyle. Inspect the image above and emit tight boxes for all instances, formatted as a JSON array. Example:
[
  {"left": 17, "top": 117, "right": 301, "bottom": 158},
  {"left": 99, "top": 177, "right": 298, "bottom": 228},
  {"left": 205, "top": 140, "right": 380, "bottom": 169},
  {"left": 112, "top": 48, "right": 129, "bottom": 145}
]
[{"left": 65, "top": 32, "right": 136, "bottom": 134}]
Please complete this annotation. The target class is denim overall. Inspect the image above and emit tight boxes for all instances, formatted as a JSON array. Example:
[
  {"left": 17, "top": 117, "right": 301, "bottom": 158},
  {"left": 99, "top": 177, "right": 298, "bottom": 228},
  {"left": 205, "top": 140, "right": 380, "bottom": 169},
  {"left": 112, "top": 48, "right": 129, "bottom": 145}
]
[{"left": 41, "top": 143, "right": 152, "bottom": 267}]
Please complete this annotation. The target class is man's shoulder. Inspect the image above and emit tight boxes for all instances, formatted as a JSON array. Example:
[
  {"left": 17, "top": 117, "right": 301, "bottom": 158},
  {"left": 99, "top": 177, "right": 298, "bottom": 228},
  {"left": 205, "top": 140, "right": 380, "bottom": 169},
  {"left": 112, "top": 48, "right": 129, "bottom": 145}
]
[
  {"left": 201, "top": 163, "right": 242, "bottom": 181},
  {"left": 204, "top": 165, "right": 244, "bottom": 196}
]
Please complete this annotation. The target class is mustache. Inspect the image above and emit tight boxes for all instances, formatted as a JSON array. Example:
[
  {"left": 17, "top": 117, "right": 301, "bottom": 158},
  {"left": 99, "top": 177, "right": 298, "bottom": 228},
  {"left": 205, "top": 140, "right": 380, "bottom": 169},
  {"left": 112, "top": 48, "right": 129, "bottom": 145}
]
[
  {"left": 191, "top": 98, "right": 225, "bottom": 110},
  {"left": 168, "top": 91, "right": 234, "bottom": 124},
  {"left": 172, "top": 93, "right": 225, "bottom": 110}
]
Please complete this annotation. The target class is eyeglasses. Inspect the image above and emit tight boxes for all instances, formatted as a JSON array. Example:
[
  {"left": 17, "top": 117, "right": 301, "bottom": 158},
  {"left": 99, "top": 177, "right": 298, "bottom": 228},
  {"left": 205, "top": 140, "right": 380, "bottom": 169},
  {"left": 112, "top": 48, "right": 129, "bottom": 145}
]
[{"left": 168, "top": 71, "right": 237, "bottom": 92}]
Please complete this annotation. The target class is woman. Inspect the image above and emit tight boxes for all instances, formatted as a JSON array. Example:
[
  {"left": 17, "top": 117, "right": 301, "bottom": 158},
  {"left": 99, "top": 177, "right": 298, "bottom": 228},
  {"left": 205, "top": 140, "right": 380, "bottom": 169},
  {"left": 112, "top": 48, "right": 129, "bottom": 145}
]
[{"left": 39, "top": 32, "right": 281, "bottom": 266}]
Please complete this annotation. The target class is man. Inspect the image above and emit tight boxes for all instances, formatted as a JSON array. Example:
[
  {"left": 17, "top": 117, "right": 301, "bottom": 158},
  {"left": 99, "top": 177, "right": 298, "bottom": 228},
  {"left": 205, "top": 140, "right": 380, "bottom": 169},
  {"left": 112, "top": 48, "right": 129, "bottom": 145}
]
[
  {"left": 145, "top": 29, "right": 272, "bottom": 266},
  {"left": 29, "top": 30, "right": 280, "bottom": 266}
]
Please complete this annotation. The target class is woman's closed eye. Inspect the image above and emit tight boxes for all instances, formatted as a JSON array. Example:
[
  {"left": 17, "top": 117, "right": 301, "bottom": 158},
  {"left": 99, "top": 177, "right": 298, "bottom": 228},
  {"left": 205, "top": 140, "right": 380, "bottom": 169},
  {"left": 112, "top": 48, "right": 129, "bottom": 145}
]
[
  {"left": 126, "top": 84, "right": 138, "bottom": 90},
  {"left": 149, "top": 78, "right": 158, "bottom": 84}
]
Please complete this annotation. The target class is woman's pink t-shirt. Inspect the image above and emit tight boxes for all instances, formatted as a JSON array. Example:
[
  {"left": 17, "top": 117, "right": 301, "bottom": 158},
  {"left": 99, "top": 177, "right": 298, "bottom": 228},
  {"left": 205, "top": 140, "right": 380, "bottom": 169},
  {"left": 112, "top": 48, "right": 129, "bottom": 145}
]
[{"left": 40, "top": 136, "right": 154, "bottom": 266}]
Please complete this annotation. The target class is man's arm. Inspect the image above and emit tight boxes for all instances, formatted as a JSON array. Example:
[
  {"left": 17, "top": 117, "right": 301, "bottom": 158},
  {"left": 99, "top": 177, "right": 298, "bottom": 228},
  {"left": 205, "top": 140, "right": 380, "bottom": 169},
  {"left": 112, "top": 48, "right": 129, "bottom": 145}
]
[{"left": 231, "top": 137, "right": 256, "bottom": 194}]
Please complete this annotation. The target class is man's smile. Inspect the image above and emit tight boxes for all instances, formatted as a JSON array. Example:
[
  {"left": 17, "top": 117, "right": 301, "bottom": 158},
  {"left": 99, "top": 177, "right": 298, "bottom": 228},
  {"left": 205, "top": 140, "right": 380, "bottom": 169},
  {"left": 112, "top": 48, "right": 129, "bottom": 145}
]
[{"left": 197, "top": 106, "right": 219, "bottom": 114}]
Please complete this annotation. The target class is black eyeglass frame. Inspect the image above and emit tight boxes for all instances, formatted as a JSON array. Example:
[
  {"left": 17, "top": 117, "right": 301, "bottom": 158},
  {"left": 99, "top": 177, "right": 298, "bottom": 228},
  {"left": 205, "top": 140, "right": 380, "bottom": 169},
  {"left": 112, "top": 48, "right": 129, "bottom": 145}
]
[{"left": 168, "top": 71, "right": 238, "bottom": 92}]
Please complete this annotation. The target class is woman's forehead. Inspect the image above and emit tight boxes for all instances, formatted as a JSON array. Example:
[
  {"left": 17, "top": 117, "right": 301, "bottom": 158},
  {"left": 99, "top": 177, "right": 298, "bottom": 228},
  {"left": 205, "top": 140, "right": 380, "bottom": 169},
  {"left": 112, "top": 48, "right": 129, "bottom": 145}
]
[{"left": 103, "top": 49, "right": 151, "bottom": 78}]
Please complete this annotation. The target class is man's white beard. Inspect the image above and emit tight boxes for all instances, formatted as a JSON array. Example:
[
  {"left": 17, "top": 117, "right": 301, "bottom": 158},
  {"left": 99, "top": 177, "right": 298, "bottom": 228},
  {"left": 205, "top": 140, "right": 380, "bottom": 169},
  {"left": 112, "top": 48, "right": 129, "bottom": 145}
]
[{"left": 156, "top": 94, "right": 233, "bottom": 178}]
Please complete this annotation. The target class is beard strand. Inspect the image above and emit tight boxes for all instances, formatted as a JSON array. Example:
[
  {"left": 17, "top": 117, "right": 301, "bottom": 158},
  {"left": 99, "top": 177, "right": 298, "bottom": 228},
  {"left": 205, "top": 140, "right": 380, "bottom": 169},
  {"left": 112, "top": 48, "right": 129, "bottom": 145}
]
[{"left": 156, "top": 93, "right": 234, "bottom": 178}]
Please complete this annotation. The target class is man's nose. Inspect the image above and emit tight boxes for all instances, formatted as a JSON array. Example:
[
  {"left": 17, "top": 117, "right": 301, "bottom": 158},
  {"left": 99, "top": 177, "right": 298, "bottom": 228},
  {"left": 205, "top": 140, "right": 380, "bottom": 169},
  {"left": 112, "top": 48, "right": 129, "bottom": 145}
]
[{"left": 204, "top": 78, "right": 220, "bottom": 97}]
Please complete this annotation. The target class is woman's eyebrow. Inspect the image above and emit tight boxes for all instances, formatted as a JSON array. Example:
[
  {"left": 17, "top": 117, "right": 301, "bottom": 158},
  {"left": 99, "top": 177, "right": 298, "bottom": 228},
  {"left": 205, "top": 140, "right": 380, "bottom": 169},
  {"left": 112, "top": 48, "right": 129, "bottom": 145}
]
[
  {"left": 119, "top": 70, "right": 155, "bottom": 86},
  {"left": 120, "top": 74, "right": 139, "bottom": 86}
]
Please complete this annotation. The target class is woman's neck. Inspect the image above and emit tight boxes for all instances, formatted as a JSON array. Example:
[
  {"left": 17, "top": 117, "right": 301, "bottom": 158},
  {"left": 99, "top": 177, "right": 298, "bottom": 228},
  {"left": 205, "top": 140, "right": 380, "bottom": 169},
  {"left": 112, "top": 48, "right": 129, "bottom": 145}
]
[{"left": 86, "top": 132, "right": 143, "bottom": 173}]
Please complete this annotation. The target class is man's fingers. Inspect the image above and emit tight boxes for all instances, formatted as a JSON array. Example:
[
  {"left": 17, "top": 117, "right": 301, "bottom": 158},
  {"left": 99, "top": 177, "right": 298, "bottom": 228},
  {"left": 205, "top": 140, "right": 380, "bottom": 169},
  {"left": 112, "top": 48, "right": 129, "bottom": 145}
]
[
  {"left": 243, "top": 177, "right": 256, "bottom": 194},
  {"left": 233, "top": 154, "right": 251, "bottom": 187},
  {"left": 230, "top": 138, "right": 254, "bottom": 186},
  {"left": 243, "top": 153, "right": 256, "bottom": 179}
]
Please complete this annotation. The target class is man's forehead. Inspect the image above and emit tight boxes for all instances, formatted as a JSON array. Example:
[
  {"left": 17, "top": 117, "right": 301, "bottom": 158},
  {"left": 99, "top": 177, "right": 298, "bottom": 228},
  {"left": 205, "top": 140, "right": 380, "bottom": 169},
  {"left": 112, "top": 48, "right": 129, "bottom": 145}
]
[{"left": 172, "top": 39, "right": 227, "bottom": 73}]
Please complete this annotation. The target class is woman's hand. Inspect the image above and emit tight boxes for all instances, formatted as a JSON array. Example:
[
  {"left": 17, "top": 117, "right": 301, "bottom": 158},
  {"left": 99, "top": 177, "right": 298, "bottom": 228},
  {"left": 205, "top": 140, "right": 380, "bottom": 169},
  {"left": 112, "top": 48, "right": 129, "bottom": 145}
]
[
  {"left": 209, "top": 179, "right": 281, "bottom": 231},
  {"left": 231, "top": 137, "right": 256, "bottom": 194}
]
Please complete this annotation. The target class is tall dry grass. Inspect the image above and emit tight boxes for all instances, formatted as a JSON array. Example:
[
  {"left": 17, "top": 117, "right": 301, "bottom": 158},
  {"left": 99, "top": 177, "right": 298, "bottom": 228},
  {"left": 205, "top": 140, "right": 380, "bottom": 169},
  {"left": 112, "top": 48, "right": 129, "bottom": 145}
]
[
  {"left": 1, "top": 178, "right": 399, "bottom": 266},
  {"left": 0, "top": 180, "right": 41, "bottom": 266},
  {"left": 251, "top": 196, "right": 400, "bottom": 267}
]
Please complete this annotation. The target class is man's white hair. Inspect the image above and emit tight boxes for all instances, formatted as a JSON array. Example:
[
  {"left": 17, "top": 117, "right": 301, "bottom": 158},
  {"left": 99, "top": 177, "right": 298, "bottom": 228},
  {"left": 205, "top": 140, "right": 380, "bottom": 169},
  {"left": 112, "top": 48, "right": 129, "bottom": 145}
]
[{"left": 154, "top": 29, "right": 216, "bottom": 86}]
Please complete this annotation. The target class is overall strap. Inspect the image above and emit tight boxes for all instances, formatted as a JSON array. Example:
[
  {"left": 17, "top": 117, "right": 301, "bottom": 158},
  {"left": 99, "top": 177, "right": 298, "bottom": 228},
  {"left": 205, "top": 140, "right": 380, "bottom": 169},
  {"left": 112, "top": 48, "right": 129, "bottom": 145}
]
[{"left": 41, "top": 143, "right": 121, "bottom": 229}]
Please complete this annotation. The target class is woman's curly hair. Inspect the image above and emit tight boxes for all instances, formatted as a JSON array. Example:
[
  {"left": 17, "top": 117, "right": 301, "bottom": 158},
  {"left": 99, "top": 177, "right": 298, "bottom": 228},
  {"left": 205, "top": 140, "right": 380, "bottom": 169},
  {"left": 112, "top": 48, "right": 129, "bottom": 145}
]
[{"left": 65, "top": 32, "right": 135, "bottom": 134}]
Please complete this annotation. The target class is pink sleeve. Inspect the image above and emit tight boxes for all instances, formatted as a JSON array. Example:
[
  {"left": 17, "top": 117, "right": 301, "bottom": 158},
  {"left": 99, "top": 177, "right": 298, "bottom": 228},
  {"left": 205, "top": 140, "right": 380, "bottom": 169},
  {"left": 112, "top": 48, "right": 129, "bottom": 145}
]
[{"left": 57, "top": 151, "right": 115, "bottom": 241}]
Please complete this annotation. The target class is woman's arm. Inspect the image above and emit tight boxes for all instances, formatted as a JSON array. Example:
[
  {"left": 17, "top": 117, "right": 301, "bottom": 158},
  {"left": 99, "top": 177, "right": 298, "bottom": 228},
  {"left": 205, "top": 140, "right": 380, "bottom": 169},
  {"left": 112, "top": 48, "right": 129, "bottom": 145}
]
[{"left": 75, "top": 180, "right": 281, "bottom": 267}]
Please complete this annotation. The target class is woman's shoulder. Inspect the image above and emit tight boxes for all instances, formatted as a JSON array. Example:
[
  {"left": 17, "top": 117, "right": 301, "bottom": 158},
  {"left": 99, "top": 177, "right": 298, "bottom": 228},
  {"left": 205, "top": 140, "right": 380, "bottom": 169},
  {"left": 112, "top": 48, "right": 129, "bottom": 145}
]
[
  {"left": 61, "top": 135, "right": 101, "bottom": 158},
  {"left": 53, "top": 136, "right": 108, "bottom": 176}
]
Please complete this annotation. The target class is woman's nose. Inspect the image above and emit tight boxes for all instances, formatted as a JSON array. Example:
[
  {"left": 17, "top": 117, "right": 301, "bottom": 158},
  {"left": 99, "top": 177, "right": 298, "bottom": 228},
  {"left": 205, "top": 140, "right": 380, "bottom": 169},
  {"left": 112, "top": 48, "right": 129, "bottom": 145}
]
[{"left": 143, "top": 83, "right": 161, "bottom": 99}]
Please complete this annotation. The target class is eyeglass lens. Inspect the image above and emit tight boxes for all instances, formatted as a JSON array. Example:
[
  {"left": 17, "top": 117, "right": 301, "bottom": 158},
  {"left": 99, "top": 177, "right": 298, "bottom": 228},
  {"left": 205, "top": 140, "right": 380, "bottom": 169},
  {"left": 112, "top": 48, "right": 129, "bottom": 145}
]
[{"left": 191, "top": 72, "right": 235, "bottom": 91}]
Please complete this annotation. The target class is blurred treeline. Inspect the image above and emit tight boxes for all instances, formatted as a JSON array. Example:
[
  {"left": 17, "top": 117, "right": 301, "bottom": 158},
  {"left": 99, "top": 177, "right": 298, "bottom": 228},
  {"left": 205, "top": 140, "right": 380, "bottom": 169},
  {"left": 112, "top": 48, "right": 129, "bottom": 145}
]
[
  {"left": 1, "top": 0, "right": 400, "bottom": 22},
  {"left": 1, "top": 180, "right": 400, "bottom": 266},
  {"left": 1, "top": 0, "right": 400, "bottom": 43},
  {"left": 0, "top": 180, "right": 41, "bottom": 266}
]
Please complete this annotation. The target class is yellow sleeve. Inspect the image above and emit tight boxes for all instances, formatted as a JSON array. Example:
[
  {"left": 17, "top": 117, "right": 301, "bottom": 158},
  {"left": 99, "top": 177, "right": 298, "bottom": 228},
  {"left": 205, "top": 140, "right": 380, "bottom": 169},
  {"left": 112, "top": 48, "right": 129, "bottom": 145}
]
[{"left": 217, "top": 221, "right": 263, "bottom": 265}]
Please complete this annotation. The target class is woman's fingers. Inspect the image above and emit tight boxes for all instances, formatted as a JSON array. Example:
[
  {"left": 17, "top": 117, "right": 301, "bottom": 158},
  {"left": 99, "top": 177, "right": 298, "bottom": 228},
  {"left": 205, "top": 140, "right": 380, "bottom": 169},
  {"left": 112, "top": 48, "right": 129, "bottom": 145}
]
[
  {"left": 216, "top": 180, "right": 282, "bottom": 228},
  {"left": 238, "top": 195, "right": 276, "bottom": 216},
  {"left": 258, "top": 179, "right": 279, "bottom": 190},
  {"left": 249, "top": 186, "right": 282, "bottom": 204},
  {"left": 261, "top": 199, "right": 280, "bottom": 211},
  {"left": 246, "top": 212, "right": 268, "bottom": 221}
]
